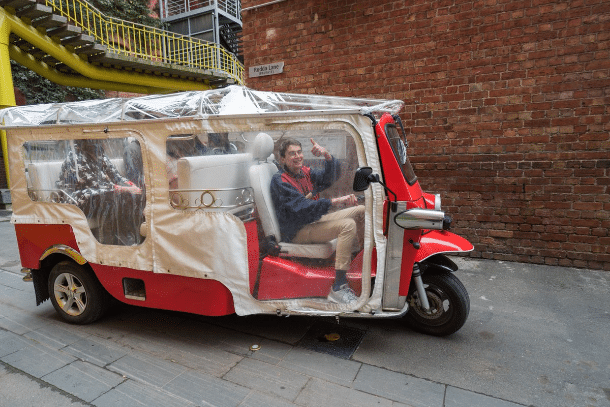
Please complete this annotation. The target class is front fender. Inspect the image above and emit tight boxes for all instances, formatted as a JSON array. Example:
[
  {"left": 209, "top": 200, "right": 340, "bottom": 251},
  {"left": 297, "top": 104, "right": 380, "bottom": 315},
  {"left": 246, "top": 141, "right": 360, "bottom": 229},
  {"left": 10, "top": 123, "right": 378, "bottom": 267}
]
[{"left": 414, "top": 230, "right": 474, "bottom": 263}]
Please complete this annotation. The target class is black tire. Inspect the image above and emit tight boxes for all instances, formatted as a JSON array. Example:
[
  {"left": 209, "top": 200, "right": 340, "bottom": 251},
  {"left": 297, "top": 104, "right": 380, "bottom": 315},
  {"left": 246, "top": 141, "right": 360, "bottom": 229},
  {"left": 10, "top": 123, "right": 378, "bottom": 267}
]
[
  {"left": 404, "top": 271, "right": 470, "bottom": 336},
  {"left": 48, "top": 261, "right": 110, "bottom": 324}
]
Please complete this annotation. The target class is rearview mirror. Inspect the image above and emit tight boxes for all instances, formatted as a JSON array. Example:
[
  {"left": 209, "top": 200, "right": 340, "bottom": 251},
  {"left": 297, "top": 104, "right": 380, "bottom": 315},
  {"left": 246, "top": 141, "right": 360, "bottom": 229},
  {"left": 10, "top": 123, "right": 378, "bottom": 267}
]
[{"left": 353, "top": 167, "right": 379, "bottom": 191}]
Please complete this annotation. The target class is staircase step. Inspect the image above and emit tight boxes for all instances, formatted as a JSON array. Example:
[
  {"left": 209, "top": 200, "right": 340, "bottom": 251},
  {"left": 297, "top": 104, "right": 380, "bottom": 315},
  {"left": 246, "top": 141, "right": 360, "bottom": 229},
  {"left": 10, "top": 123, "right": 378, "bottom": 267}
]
[
  {"left": 32, "top": 13, "right": 67, "bottom": 29},
  {"left": 47, "top": 23, "right": 82, "bottom": 39},
  {"left": 15, "top": 2, "right": 52, "bottom": 19},
  {"left": 74, "top": 43, "right": 106, "bottom": 56},
  {"left": 62, "top": 33, "right": 94, "bottom": 47}
]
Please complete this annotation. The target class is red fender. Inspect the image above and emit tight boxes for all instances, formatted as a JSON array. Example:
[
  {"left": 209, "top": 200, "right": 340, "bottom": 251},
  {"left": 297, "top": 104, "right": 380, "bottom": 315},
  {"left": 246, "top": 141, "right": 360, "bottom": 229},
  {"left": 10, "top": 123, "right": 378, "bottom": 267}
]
[
  {"left": 415, "top": 230, "right": 474, "bottom": 263},
  {"left": 399, "top": 230, "right": 473, "bottom": 295}
]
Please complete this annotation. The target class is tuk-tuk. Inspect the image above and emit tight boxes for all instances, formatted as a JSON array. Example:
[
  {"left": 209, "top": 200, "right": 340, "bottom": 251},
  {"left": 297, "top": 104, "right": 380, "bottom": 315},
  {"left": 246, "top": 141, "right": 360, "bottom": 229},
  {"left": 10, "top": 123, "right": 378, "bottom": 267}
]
[{"left": 1, "top": 86, "right": 473, "bottom": 336}]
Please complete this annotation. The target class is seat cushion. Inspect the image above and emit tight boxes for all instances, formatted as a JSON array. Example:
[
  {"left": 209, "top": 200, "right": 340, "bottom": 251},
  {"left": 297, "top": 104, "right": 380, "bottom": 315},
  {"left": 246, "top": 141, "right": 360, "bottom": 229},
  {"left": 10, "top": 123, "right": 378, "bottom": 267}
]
[{"left": 279, "top": 239, "right": 337, "bottom": 259}]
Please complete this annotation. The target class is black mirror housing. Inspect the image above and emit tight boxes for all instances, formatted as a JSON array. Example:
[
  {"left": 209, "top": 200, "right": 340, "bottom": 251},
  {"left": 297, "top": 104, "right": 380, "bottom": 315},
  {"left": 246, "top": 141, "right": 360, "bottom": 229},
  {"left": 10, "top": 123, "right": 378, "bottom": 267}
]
[{"left": 353, "top": 167, "right": 377, "bottom": 191}]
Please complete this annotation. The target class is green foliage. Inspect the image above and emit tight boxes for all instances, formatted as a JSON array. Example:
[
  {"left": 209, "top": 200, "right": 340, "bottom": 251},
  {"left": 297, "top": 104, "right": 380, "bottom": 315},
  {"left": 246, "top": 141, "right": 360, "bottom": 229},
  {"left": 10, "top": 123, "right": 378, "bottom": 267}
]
[{"left": 92, "top": 0, "right": 165, "bottom": 29}]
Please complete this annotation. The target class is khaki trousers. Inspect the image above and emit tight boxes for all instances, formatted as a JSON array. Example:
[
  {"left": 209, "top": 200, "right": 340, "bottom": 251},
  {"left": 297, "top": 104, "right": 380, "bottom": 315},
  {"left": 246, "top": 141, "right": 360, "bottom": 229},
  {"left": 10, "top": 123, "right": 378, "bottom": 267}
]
[{"left": 291, "top": 205, "right": 365, "bottom": 270}]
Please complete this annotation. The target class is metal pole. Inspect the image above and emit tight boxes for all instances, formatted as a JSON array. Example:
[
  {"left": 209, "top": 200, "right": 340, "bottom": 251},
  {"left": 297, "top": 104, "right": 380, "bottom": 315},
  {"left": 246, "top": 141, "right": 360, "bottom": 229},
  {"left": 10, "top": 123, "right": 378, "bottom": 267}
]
[{"left": 0, "top": 12, "right": 16, "bottom": 188}]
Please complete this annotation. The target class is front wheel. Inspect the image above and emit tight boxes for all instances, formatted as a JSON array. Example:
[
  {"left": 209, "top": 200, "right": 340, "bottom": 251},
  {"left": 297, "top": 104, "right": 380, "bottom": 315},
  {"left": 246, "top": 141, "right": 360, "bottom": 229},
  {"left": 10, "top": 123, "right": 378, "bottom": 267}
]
[
  {"left": 48, "top": 261, "right": 110, "bottom": 324},
  {"left": 404, "top": 271, "right": 470, "bottom": 336}
]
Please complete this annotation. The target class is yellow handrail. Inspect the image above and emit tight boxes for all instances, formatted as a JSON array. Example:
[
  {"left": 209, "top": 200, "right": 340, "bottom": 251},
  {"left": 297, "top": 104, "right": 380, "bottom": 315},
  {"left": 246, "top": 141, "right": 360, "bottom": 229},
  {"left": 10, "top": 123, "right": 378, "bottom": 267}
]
[{"left": 43, "top": 0, "right": 244, "bottom": 84}]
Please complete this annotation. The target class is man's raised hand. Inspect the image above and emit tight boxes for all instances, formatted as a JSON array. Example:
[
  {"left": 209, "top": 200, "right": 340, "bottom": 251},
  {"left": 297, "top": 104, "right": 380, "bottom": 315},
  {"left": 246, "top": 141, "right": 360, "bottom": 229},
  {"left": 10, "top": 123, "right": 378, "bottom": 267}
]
[{"left": 310, "top": 138, "right": 332, "bottom": 161}]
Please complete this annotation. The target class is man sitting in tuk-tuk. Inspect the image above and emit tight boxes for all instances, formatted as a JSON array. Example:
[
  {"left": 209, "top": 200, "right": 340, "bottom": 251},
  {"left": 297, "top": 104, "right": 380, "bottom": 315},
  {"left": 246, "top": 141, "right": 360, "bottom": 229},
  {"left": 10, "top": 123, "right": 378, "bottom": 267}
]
[{"left": 270, "top": 138, "right": 365, "bottom": 304}]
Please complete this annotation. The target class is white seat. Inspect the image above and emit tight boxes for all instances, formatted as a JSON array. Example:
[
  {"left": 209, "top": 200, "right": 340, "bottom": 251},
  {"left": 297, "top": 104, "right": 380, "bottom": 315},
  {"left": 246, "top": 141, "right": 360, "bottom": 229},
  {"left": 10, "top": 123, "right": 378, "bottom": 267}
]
[
  {"left": 27, "top": 158, "right": 126, "bottom": 203},
  {"left": 176, "top": 153, "right": 254, "bottom": 216},
  {"left": 248, "top": 133, "right": 336, "bottom": 259},
  {"left": 27, "top": 161, "right": 64, "bottom": 202}
]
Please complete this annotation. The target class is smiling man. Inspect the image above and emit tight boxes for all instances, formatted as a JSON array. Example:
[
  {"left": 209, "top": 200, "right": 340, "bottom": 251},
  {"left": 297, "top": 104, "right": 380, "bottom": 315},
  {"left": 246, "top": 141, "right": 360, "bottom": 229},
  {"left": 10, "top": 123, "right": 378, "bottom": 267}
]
[{"left": 270, "top": 138, "right": 365, "bottom": 304}]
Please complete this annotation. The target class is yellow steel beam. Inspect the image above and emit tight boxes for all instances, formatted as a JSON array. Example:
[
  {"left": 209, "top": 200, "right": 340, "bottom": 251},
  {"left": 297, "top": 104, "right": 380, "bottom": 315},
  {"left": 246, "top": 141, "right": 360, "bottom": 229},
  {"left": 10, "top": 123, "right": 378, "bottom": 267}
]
[
  {"left": 0, "top": 11, "right": 15, "bottom": 108},
  {"left": 9, "top": 45, "right": 168, "bottom": 94},
  {"left": 1, "top": 13, "right": 15, "bottom": 188}
]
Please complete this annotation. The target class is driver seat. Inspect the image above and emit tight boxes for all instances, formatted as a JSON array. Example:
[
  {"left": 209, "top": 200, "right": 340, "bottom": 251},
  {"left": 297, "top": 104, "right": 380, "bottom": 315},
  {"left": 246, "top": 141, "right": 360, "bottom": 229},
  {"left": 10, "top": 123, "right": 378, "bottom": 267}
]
[{"left": 249, "top": 133, "right": 337, "bottom": 259}]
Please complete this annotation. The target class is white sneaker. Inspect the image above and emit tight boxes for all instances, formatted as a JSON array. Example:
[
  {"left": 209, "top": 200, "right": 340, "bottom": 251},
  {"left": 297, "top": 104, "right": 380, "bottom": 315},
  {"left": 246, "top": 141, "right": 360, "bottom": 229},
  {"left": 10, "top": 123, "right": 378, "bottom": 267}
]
[{"left": 327, "top": 284, "right": 358, "bottom": 304}]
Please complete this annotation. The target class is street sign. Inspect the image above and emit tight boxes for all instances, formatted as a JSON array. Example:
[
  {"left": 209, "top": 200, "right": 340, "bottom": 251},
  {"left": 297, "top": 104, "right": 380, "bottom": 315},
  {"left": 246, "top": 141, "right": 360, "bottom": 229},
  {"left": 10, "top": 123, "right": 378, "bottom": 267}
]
[{"left": 249, "top": 62, "right": 284, "bottom": 77}]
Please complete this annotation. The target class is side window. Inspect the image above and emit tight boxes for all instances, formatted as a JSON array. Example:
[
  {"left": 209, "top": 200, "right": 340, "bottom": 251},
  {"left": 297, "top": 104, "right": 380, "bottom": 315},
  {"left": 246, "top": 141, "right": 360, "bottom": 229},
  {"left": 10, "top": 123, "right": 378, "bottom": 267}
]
[
  {"left": 166, "top": 133, "right": 253, "bottom": 219},
  {"left": 23, "top": 138, "right": 146, "bottom": 246}
]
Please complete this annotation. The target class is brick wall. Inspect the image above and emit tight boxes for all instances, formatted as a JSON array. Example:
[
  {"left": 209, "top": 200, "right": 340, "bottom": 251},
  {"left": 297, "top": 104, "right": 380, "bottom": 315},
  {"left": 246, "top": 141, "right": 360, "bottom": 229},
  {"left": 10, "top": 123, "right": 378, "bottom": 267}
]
[{"left": 242, "top": 0, "right": 610, "bottom": 270}]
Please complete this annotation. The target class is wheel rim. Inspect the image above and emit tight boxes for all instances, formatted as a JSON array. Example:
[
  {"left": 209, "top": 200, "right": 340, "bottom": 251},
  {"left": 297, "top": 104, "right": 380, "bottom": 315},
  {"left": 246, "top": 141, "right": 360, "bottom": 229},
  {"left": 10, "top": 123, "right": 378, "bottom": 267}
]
[
  {"left": 408, "top": 282, "right": 453, "bottom": 326},
  {"left": 53, "top": 272, "right": 87, "bottom": 316}
]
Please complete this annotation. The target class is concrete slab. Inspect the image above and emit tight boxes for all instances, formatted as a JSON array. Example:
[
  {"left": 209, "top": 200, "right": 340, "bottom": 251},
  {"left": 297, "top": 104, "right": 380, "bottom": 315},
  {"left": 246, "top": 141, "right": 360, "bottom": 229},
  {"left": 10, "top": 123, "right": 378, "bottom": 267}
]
[
  {"left": 1, "top": 342, "right": 76, "bottom": 378},
  {"left": 92, "top": 379, "right": 197, "bottom": 407},
  {"left": 0, "top": 363, "right": 89, "bottom": 407},
  {"left": 0, "top": 329, "right": 34, "bottom": 357},
  {"left": 163, "top": 369, "right": 251, "bottom": 407},
  {"left": 294, "top": 378, "right": 394, "bottom": 407},
  {"left": 0, "top": 307, "right": 50, "bottom": 335},
  {"left": 42, "top": 360, "right": 125, "bottom": 402},
  {"left": 224, "top": 358, "right": 309, "bottom": 401},
  {"left": 110, "top": 329, "right": 242, "bottom": 376},
  {"left": 445, "top": 386, "right": 525, "bottom": 407},
  {"left": 106, "top": 352, "right": 187, "bottom": 387},
  {"left": 239, "top": 391, "right": 301, "bottom": 407},
  {"left": 248, "top": 337, "right": 293, "bottom": 365},
  {"left": 24, "top": 323, "right": 92, "bottom": 350},
  {"left": 353, "top": 364, "right": 445, "bottom": 407},
  {"left": 278, "top": 347, "right": 361, "bottom": 387},
  {"left": 63, "top": 337, "right": 129, "bottom": 367}
]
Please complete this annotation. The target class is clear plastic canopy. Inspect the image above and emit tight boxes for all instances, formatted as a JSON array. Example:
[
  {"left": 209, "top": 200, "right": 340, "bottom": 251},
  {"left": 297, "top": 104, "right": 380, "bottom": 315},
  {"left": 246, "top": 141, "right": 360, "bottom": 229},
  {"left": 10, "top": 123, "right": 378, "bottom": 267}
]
[{"left": 0, "top": 86, "right": 404, "bottom": 127}]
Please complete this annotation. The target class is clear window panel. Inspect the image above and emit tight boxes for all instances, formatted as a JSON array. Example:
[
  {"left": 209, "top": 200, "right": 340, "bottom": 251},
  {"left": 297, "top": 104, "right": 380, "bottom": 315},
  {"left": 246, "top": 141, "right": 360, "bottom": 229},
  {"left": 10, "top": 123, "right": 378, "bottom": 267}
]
[{"left": 23, "top": 138, "right": 146, "bottom": 246}]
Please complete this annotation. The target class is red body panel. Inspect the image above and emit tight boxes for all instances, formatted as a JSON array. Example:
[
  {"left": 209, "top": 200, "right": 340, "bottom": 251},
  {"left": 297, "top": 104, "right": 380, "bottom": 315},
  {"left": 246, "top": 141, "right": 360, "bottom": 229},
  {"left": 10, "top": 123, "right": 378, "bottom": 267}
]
[
  {"left": 415, "top": 230, "right": 475, "bottom": 263},
  {"left": 375, "top": 114, "right": 423, "bottom": 205},
  {"left": 15, "top": 223, "right": 235, "bottom": 316},
  {"left": 15, "top": 224, "right": 80, "bottom": 269},
  {"left": 92, "top": 264, "right": 235, "bottom": 316},
  {"left": 254, "top": 250, "right": 376, "bottom": 300}
]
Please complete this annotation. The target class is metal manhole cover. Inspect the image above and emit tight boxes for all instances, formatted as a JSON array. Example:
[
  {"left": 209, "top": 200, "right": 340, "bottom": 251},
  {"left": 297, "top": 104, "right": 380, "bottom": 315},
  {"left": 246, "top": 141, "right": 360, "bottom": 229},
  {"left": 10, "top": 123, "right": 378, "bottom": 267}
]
[{"left": 298, "top": 320, "right": 365, "bottom": 359}]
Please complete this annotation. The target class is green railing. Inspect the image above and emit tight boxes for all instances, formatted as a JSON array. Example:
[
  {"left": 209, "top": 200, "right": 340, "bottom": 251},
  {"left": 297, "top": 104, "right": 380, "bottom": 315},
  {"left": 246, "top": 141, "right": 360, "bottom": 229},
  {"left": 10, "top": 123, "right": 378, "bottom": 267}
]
[{"left": 44, "top": 0, "right": 244, "bottom": 84}]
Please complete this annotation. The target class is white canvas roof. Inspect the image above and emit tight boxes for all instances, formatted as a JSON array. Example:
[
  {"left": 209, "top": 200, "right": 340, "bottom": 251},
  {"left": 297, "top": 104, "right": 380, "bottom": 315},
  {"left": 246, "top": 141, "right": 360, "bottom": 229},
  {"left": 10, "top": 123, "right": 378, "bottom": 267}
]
[{"left": 0, "top": 86, "right": 404, "bottom": 127}]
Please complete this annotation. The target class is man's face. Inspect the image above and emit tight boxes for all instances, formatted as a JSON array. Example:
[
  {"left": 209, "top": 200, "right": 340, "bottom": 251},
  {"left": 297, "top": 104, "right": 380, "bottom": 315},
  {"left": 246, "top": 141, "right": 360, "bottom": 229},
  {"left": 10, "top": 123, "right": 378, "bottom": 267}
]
[{"left": 281, "top": 144, "right": 303, "bottom": 175}]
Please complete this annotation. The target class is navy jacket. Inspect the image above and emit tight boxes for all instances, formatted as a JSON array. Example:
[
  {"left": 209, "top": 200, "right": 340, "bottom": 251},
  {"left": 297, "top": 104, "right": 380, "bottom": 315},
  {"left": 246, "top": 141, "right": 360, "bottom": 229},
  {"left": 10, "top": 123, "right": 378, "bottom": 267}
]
[{"left": 270, "top": 157, "right": 339, "bottom": 242}]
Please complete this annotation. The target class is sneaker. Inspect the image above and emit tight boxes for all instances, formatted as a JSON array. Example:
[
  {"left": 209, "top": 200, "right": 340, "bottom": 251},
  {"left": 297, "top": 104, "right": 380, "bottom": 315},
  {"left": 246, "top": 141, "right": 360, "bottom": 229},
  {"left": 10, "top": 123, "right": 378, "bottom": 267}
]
[{"left": 327, "top": 284, "right": 358, "bottom": 304}]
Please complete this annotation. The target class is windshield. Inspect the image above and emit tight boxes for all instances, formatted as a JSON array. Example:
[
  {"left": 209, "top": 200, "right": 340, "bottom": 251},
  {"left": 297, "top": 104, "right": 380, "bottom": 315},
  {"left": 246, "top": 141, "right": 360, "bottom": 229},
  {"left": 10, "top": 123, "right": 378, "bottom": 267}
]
[{"left": 385, "top": 123, "right": 417, "bottom": 185}]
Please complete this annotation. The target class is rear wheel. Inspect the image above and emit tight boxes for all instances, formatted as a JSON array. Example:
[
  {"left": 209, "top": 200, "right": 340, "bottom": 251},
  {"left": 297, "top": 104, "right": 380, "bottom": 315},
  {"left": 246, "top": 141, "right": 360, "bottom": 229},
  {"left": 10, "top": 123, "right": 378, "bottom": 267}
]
[
  {"left": 48, "top": 261, "right": 110, "bottom": 324},
  {"left": 404, "top": 271, "right": 469, "bottom": 336}
]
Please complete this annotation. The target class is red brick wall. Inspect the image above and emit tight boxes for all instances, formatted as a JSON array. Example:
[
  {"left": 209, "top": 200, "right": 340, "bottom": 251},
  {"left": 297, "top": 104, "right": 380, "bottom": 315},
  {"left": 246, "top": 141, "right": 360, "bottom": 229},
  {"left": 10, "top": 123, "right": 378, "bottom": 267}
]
[{"left": 242, "top": 0, "right": 610, "bottom": 270}]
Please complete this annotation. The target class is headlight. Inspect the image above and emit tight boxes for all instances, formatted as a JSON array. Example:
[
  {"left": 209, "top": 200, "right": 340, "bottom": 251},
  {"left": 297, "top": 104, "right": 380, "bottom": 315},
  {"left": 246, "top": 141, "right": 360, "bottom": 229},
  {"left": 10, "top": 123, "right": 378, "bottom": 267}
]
[{"left": 394, "top": 208, "right": 445, "bottom": 230}]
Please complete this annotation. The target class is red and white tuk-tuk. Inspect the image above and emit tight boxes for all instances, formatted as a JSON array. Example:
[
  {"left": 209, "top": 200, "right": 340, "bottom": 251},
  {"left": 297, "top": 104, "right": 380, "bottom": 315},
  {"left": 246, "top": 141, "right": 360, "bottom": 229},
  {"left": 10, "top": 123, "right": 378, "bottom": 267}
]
[{"left": 1, "top": 86, "right": 473, "bottom": 336}]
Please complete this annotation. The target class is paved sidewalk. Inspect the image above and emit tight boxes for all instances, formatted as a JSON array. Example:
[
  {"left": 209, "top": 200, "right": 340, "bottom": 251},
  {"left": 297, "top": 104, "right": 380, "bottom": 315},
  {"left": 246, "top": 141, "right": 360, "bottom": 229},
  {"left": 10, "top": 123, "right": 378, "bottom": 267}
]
[{"left": 0, "top": 267, "right": 526, "bottom": 407}]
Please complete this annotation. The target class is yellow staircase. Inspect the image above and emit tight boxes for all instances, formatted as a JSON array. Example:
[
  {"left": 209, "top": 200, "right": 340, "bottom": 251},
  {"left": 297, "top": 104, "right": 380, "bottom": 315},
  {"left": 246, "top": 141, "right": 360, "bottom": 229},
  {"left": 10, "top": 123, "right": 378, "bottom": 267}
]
[{"left": 0, "top": 0, "right": 245, "bottom": 107}]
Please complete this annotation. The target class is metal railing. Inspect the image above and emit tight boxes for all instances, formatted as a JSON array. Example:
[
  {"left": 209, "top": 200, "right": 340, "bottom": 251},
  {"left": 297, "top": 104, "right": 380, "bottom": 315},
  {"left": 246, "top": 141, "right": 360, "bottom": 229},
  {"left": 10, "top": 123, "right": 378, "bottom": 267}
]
[
  {"left": 43, "top": 0, "right": 244, "bottom": 84},
  {"left": 162, "top": 0, "right": 241, "bottom": 20}
]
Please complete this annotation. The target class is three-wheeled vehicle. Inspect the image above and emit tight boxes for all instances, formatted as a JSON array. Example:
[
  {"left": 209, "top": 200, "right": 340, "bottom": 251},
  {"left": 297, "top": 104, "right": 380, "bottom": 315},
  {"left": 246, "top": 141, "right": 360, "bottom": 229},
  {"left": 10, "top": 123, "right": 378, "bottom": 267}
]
[{"left": 1, "top": 86, "right": 473, "bottom": 336}]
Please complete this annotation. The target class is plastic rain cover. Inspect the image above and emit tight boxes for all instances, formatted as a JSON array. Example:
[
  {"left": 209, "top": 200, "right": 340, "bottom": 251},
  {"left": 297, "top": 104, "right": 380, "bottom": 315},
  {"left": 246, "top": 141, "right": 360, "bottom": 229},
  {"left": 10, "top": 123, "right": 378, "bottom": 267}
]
[{"left": 0, "top": 86, "right": 404, "bottom": 127}]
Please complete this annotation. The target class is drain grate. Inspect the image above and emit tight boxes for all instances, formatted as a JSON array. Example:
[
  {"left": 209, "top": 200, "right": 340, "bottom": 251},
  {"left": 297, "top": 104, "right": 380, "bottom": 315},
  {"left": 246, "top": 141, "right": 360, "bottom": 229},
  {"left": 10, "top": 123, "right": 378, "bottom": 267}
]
[{"left": 298, "top": 320, "right": 365, "bottom": 360}]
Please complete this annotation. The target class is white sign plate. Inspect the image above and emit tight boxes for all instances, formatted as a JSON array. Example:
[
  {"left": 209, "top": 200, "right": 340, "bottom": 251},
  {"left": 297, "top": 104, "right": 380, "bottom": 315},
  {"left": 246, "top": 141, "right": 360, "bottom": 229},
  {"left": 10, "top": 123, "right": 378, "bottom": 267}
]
[{"left": 249, "top": 62, "right": 284, "bottom": 78}]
